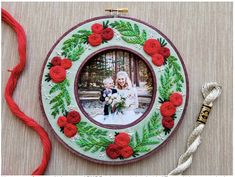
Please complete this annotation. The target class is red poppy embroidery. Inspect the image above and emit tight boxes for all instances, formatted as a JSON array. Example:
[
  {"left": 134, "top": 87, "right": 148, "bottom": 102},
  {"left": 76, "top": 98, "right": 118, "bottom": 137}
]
[
  {"left": 67, "top": 111, "right": 81, "bottom": 124},
  {"left": 160, "top": 101, "right": 176, "bottom": 117},
  {"left": 49, "top": 66, "right": 66, "bottom": 83},
  {"left": 120, "top": 146, "right": 133, "bottom": 158},
  {"left": 143, "top": 39, "right": 161, "bottom": 56},
  {"left": 152, "top": 53, "right": 164, "bottom": 66},
  {"left": 162, "top": 116, "right": 174, "bottom": 129},
  {"left": 159, "top": 47, "right": 170, "bottom": 58},
  {"left": 61, "top": 59, "right": 72, "bottom": 70},
  {"left": 114, "top": 132, "right": 131, "bottom": 147},
  {"left": 64, "top": 123, "right": 77, "bottom": 138},
  {"left": 91, "top": 23, "right": 103, "bottom": 34},
  {"left": 106, "top": 144, "right": 122, "bottom": 159},
  {"left": 101, "top": 28, "right": 114, "bottom": 40},
  {"left": 88, "top": 33, "right": 102, "bottom": 46},
  {"left": 57, "top": 116, "right": 68, "bottom": 127},
  {"left": 170, "top": 93, "right": 183, "bottom": 107},
  {"left": 51, "top": 56, "right": 61, "bottom": 66}
]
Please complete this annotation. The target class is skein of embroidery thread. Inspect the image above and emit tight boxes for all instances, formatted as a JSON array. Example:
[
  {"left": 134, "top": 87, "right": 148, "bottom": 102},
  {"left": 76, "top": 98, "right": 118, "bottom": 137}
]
[
  {"left": 2, "top": 8, "right": 52, "bottom": 175},
  {"left": 168, "top": 82, "right": 222, "bottom": 175}
]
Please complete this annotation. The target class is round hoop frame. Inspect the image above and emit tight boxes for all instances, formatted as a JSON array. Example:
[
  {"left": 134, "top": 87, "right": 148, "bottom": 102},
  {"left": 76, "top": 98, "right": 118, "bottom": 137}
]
[{"left": 39, "top": 15, "right": 189, "bottom": 164}]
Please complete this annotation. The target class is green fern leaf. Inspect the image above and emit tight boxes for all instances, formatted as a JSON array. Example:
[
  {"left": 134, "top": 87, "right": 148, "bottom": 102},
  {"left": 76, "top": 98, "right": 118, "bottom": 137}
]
[
  {"left": 48, "top": 79, "right": 71, "bottom": 118},
  {"left": 134, "top": 24, "right": 140, "bottom": 35},
  {"left": 110, "top": 20, "right": 147, "bottom": 45},
  {"left": 132, "top": 112, "right": 163, "bottom": 154}
]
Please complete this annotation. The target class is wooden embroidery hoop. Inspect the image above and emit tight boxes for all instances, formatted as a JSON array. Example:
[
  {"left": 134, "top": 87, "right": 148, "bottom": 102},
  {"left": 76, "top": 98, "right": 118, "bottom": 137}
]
[{"left": 39, "top": 11, "right": 189, "bottom": 165}]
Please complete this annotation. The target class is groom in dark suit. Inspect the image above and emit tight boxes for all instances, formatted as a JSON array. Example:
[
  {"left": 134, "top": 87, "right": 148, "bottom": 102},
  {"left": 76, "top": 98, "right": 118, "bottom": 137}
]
[{"left": 100, "top": 78, "right": 117, "bottom": 116}]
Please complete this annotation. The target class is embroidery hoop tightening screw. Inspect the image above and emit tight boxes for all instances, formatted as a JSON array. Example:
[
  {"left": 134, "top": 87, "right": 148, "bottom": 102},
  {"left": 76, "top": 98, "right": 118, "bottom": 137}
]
[{"left": 105, "top": 8, "right": 128, "bottom": 17}]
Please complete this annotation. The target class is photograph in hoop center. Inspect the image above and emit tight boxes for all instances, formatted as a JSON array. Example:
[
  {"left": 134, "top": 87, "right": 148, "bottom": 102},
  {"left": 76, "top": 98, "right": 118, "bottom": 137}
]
[{"left": 77, "top": 49, "right": 154, "bottom": 126}]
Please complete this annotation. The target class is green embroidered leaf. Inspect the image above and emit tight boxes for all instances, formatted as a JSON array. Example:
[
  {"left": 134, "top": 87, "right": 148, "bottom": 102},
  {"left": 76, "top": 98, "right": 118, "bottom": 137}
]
[
  {"left": 135, "top": 131, "right": 141, "bottom": 145},
  {"left": 103, "top": 20, "right": 109, "bottom": 28},
  {"left": 129, "top": 136, "right": 135, "bottom": 148},
  {"left": 49, "top": 79, "right": 71, "bottom": 118},
  {"left": 158, "top": 56, "right": 184, "bottom": 102},
  {"left": 70, "top": 45, "right": 84, "bottom": 61},
  {"left": 157, "top": 37, "right": 167, "bottom": 47},
  {"left": 141, "top": 139, "right": 160, "bottom": 146},
  {"left": 134, "top": 24, "right": 140, "bottom": 35},
  {"left": 76, "top": 122, "right": 111, "bottom": 153},
  {"left": 132, "top": 112, "right": 163, "bottom": 154},
  {"left": 158, "top": 67, "right": 173, "bottom": 102},
  {"left": 110, "top": 20, "right": 147, "bottom": 45},
  {"left": 120, "top": 31, "right": 136, "bottom": 36},
  {"left": 47, "top": 62, "right": 53, "bottom": 69},
  {"left": 134, "top": 146, "right": 150, "bottom": 153},
  {"left": 61, "top": 30, "right": 90, "bottom": 61},
  {"left": 44, "top": 73, "right": 51, "bottom": 82},
  {"left": 141, "top": 30, "right": 147, "bottom": 41},
  {"left": 76, "top": 121, "right": 108, "bottom": 137},
  {"left": 121, "top": 36, "right": 143, "bottom": 44}
]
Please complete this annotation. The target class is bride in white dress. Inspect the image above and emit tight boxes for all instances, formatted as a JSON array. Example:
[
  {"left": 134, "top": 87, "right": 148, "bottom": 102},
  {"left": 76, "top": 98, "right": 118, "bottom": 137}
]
[
  {"left": 112, "top": 71, "right": 141, "bottom": 124},
  {"left": 93, "top": 71, "right": 142, "bottom": 125}
]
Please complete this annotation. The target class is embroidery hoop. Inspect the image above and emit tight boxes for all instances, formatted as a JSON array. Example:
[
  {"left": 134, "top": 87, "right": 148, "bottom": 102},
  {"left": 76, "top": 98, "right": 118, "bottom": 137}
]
[{"left": 39, "top": 15, "right": 189, "bottom": 164}]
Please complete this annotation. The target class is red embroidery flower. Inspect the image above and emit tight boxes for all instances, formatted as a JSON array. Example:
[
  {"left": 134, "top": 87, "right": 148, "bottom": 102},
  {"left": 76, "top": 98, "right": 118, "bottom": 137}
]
[
  {"left": 106, "top": 144, "right": 122, "bottom": 159},
  {"left": 120, "top": 146, "right": 133, "bottom": 158},
  {"left": 114, "top": 132, "right": 130, "bottom": 147},
  {"left": 49, "top": 66, "right": 66, "bottom": 83},
  {"left": 159, "top": 47, "right": 170, "bottom": 58},
  {"left": 61, "top": 59, "right": 72, "bottom": 70},
  {"left": 51, "top": 56, "right": 61, "bottom": 66},
  {"left": 91, "top": 23, "right": 103, "bottom": 34},
  {"left": 143, "top": 39, "right": 161, "bottom": 56},
  {"left": 67, "top": 111, "right": 81, "bottom": 124},
  {"left": 152, "top": 53, "right": 164, "bottom": 66},
  {"left": 162, "top": 116, "right": 174, "bottom": 129},
  {"left": 88, "top": 33, "right": 102, "bottom": 46},
  {"left": 160, "top": 101, "right": 176, "bottom": 117},
  {"left": 64, "top": 123, "right": 77, "bottom": 138},
  {"left": 170, "top": 93, "right": 183, "bottom": 107},
  {"left": 101, "top": 28, "right": 114, "bottom": 40},
  {"left": 57, "top": 116, "right": 68, "bottom": 127}
]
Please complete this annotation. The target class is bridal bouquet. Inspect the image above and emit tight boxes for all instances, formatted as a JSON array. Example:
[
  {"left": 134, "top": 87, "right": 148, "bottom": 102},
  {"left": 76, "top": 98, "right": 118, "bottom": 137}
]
[{"left": 105, "top": 93, "right": 126, "bottom": 114}]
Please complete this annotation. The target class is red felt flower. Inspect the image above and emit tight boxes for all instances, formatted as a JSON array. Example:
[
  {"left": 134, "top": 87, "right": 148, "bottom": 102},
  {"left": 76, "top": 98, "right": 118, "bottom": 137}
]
[
  {"left": 61, "top": 59, "right": 72, "bottom": 70},
  {"left": 160, "top": 101, "right": 176, "bottom": 117},
  {"left": 114, "top": 132, "right": 130, "bottom": 147},
  {"left": 162, "top": 116, "right": 174, "bottom": 129},
  {"left": 143, "top": 39, "right": 161, "bottom": 56},
  {"left": 170, "top": 93, "right": 183, "bottom": 107},
  {"left": 91, "top": 23, "right": 103, "bottom": 34},
  {"left": 101, "top": 28, "right": 114, "bottom": 40},
  {"left": 51, "top": 56, "right": 61, "bottom": 66},
  {"left": 159, "top": 47, "right": 170, "bottom": 58},
  {"left": 67, "top": 111, "right": 81, "bottom": 124},
  {"left": 64, "top": 123, "right": 77, "bottom": 138},
  {"left": 106, "top": 144, "right": 122, "bottom": 159},
  {"left": 49, "top": 66, "right": 66, "bottom": 83},
  {"left": 120, "top": 146, "right": 133, "bottom": 158},
  {"left": 57, "top": 116, "right": 68, "bottom": 127},
  {"left": 88, "top": 33, "right": 102, "bottom": 46},
  {"left": 152, "top": 53, "right": 164, "bottom": 66}
]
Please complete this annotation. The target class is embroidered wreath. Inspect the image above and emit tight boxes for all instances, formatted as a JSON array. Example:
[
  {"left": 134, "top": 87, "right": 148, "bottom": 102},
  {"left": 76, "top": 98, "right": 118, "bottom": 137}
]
[{"left": 43, "top": 19, "right": 185, "bottom": 160}]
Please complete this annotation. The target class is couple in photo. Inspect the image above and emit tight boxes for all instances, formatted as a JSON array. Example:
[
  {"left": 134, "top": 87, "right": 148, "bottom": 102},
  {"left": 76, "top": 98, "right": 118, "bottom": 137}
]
[{"left": 94, "top": 71, "right": 142, "bottom": 125}]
